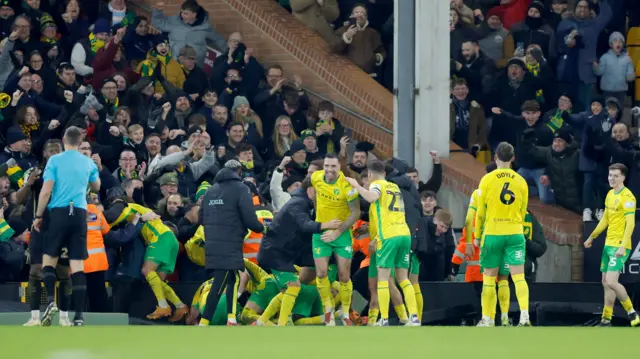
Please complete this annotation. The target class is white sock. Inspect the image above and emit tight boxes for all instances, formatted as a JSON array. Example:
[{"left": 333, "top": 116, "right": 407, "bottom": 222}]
[
  {"left": 628, "top": 309, "right": 636, "bottom": 315},
  {"left": 59, "top": 311, "right": 69, "bottom": 320},
  {"left": 31, "top": 310, "right": 40, "bottom": 320},
  {"left": 158, "top": 299, "right": 169, "bottom": 308}
]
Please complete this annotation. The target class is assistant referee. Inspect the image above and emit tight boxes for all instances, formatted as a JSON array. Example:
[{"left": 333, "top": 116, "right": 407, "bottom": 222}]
[{"left": 33, "top": 126, "right": 101, "bottom": 327}]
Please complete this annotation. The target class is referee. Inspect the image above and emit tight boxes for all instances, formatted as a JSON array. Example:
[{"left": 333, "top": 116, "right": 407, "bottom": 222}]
[{"left": 33, "top": 126, "right": 101, "bottom": 327}]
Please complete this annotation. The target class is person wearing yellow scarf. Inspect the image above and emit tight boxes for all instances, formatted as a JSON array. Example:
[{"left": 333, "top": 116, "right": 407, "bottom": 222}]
[{"left": 89, "top": 18, "right": 112, "bottom": 55}]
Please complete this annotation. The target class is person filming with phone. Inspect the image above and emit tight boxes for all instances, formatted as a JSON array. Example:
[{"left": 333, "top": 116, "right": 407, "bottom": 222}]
[{"left": 332, "top": 4, "right": 386, "bottom": 76}]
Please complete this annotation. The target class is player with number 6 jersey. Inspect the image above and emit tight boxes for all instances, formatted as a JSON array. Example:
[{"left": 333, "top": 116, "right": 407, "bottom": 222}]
[{"left": 475, "top": 142, "right": 530, "bottom": 327}]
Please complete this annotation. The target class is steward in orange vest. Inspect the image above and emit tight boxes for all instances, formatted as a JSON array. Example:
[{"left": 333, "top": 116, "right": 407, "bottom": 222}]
[
  {"left": 352, "top": 220, "right": 371, "bottom": 269},
  {"left": 84, "top": 204, "right": 110, "bottom": 273},
  {"left": 451, "top": 226, "right": 481, "bottom": 283},
  {"left": 244, "top": 195, "right": 273, "bottom": 263}
]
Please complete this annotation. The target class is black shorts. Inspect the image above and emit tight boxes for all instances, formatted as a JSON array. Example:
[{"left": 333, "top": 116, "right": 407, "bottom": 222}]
[{"left": 43, "top": 207, "right": 88, "bottom": 261}]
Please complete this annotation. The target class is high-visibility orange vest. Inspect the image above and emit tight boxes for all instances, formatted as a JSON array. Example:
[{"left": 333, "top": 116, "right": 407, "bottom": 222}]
[
  {"left": 352, "top": 220, "right": 371, "bottom": 268},
  {"left": 244, "top": 196, "right": 273, "bottom": 263},
  {"left": 84, "top": 204, "right": 110, "bottom": 273},
  {"left": 451, "top": 227, "right": 482, "bottom": 283}
]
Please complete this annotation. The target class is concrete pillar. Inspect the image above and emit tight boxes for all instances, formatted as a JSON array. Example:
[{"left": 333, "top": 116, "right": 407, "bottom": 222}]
[
  {"left": 413, "top": 0, "right": 450, "bottom": 180},
  {"left": 393, "top": 0, "right": 415, "bottom": 165}
]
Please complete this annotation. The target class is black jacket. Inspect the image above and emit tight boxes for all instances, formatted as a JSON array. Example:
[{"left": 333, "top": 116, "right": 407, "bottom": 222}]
[
  {"left": 525, "top": 212, "right": 547, "bottom": 283},
  {"left": 199, "top": 168, "right": 263, "bottom": 270},
  {"left": 386, "top": 157, "right": 423, "bottom": 251},
  {"left": 257, "top": 189, "right": 321, "bottom": 272}
]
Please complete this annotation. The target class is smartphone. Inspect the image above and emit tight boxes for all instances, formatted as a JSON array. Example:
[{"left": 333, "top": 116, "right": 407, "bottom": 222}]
[
  {"left": 234, "top": 42, "right": 247, "bottom": 63},
  {"left": 344, "top": 128, "right": 353, "bottom": 140},
  {"left": 348, "top": 17, "right": 357, "bottom": 27}
]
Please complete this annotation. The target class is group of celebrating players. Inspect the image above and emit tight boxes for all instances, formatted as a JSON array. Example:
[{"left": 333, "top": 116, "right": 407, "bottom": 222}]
[{"left": 27, "top": 127, "right": 640, "bottom": 327}]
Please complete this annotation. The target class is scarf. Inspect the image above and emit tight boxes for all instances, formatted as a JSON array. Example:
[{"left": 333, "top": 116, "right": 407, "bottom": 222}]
[
  {"left": 452, "top": 97, "right": 470, "bottom": 131},
  {"left": 105, "top": 96, "right": 119, "bottom": 112},
  {"left": 7, "top": 164, "right": 24, "bottom": 188},
  {"left": 547, "top": 108, "right": 570, "bottom": 133},
  {"left": 89, "top": 32, "right": 106, "bottom": 54},
  {"left": 119, "top": 168, "right": 138, "bottom": 182},
  {"left": 0, "top": 219, "right": 15, "bottom": 242},
  {"left": 175, "top": 108, "right": 192, "bottom": 129},
  {"left": 526, "top": 62, "right": 544, "bottom": 102},
  {"left": 240, "top": 160, "right": 254, "bottom": 170},
  {"left": 40, "top": 35, "right": 58, "bottom": 45},
  {"left": 20, "top": 122, "right": 39, "bottom": 138}
]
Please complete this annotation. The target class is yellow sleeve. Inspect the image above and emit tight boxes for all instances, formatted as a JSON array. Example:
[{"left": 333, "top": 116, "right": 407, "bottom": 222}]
[
  {"left": 244, "top": 259, "right": 270, "bottom": 283},
  {"left": 344, "top": 177, "right": 359, "bottom": 202},
  {"left": 474, "top": 177, "right": 488, "bottom": 240},
  {"left": 519, "top": 177, "right": 529, "bottom": 221},
  {"left": 465, "top": 206, "right": 476, "bottom": 244},
  {"left": 110, "top": 205, "right": 132, "bottom": 227},
  {"left": 191, "top": 282, "right": 206, "bottom": 307},
  {"left": 623, "top": 212, "right": 635, "bottom": 248},
  {"left": 589, "top": 209, "right": 609, "bottom": 240}
]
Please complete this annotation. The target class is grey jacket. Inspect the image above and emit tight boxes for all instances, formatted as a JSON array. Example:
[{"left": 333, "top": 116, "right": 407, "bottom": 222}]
[
  {"left": 0, "top": 39, "right": 15, "bottom": 90},
  {"left": 151, "top": 8, "right": 227, "bottom": 67},
  {"left": 595, "top": 49, "right": 635, "bottom": 92}
]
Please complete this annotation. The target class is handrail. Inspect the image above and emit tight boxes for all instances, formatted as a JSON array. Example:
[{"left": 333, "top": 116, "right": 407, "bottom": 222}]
[{"left": 298, "top": 82, "right": 393, "bottom": 135}]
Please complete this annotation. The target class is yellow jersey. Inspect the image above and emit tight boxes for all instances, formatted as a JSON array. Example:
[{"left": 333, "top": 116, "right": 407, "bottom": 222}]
[
  {"left": 465, "top": 189, "right": 480, "bottom": 243},
  {"left": 369, "top": 179, "right": 411, "bottom": 240},
  {"left": 110, "top": 203, "right": 173, "bottom": 245},
  {"left": 311, "top": 170, "right": 359, "bottom": 223},
  {"left": 475, "top": 168, "right": 528, "bottom": 238},
  {"left": 592, "top": 187, "right": 636, "bottom": 249}
]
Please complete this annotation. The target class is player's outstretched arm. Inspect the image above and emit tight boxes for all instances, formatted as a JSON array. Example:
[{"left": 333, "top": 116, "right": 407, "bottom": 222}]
[{"left": 588, "top": 210, "right": 609, "bottom": 241}]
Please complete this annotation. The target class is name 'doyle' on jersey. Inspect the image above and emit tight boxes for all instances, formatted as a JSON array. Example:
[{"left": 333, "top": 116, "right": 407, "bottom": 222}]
[{"left": 209, "top": 199, "right": 224, "bottom": 206}]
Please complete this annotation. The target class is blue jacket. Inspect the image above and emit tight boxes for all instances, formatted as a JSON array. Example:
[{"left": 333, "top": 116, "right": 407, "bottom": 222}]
[
  {"left": 556, "top": 0, "right": 615, "bottom": 84},
  {"left": 595, "top": 50, "right": 634, "bottom": 92}
]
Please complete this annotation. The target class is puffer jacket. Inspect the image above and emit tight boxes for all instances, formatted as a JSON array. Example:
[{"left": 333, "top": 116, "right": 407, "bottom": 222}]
[
  {"left": 199, "top": 168, "right": 263, "bottom": 270},
  {"left": 151, "top": 6, "right": 227, "bottom": 67}
]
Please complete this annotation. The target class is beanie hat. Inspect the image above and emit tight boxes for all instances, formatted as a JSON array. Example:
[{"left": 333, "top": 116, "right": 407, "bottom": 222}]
[
  {"left": 6, "top": 126, "right": 26, "bottom": 146},
  {"left": 528, "top": 1, "right": 544, "bottom": 13},
  {"left": 154, "top": 33, "right": 169, "bottom": 47},
  {"left": 282, "top": 175, "right": 303, "bottom": 192},
  {"left": 507, "top": 57, "right": 526, "bottom": 69},
  {"left": 196, "top": 181, "right": 211, "bottom": 202},
  {"left": 288, "top": 140, "right": 306, "bottom": 156},
  {"left": 93, "top": 18, "right": 111, "bottom": 35},
  {"left": 554, "top": 127, "right": 572, "bottom": 145},
  {"left": 0, "top": 0, "right": 12, "bottom": 8},
  {"left": 591, "top": 95, "right": 605, "bottom": 108},
  {"left": 80, "top": 93, "right": 104, "bottom": 115},
  {"left": 157, "top": 172, "right": 179, "bottom": 186},
  {"left": 609, "top": 31, "right": 625, "bottom": 46},
  {"left": 300, "top": 129, "right": 316, "bottom": 140},
  {"left": 231, "top": 96, "right": 250, "bottom": 113},
  {"left": 40, "top": 13, "right": 56, "bottom": 33},
  {"left": 7, "top": 218, "right": 28, "bottom": 237},
  {"left": 486, "top": 7, "right": 505, "bottom": 22}
]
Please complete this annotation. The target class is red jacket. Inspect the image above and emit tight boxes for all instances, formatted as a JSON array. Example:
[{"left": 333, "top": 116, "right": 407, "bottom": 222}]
[
  {"left": 487, "top": 0, "right": 530, "bottom": 30},
  {"left": 91, "top": 38, "right": 139, "bottom": 89}
]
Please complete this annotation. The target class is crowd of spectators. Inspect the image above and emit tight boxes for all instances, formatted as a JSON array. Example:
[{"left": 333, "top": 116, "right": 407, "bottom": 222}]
[
  {"left": 448, "top": 0, "right": 640, "bottom": 222},
  {"left": 0, "top": 0, "right": 458, "bottom": 313}
]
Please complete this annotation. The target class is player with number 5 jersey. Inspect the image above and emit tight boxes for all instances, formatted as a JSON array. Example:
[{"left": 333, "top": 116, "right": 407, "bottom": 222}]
[
  {"left": 584, "top": 163, "right": 640, "bottom": 327},
  {"left": 474, "top": 142, "right": 531, "bottom": 327}
]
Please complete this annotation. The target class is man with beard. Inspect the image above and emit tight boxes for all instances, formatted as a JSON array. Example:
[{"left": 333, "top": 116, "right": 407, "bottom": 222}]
[
  {"left": 137, "top": 36, "right": 186, "bottom": 94},
  {"left": 451, "top": 38, "right": 495, "bottom": 105},
  {"left": 348, "top": 142, "right": 371, "bottom": 177},
  {"left": 165, "top": 93, "right": 195, "bottom": 133}
]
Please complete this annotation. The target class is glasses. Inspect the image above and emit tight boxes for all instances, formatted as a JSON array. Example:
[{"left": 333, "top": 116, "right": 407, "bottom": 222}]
[
  {"left": 120, "top": 157, "right": 136, "bottom": 162},
  {"left": 279, "top": 123, "right": 291, "bottom": 128},
  {"left": 103, "top": 86, "right": 117, "bottom": 90},
  {"left": 79, "top": 146, "right": 91, "bottom": 150}
]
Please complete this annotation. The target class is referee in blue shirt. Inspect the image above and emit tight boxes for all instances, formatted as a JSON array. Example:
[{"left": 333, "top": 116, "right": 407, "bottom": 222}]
[{"left": 33, "top": 126, "right": 101, "bottom": 326}]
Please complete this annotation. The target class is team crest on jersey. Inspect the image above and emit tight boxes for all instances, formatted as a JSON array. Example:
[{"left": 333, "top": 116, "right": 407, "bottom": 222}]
[
  {"left": 334, "top": 188, "right": 340, "bottom": 196},
  {"left": 87, "top": 213, "right": 97, "bottom": 222}
]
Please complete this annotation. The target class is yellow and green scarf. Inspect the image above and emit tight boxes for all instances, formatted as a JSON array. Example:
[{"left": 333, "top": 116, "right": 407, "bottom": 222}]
[
  {"left": 7, "top": 165, "right": 24, "bottom": 188},
  {"left": 547, "top": 108, "right": 571, "bottom": 134},
  {"left": 20, "top": 122, "right": 39, "bottom": 139},
  {"left": 139, "top": 52, "right": 172, "bottom": 77},
  {"left": 88, "top": 32, "right": 106, "bottom": 54},
  {"left": 0, "top": 219, "right": 15, "bottom": 242},
  {"left": 526, "top": 62, "right": 544, "bottom": 103},
  {"left": 118, "top": 168, "right": 138, "bottom": 182}
]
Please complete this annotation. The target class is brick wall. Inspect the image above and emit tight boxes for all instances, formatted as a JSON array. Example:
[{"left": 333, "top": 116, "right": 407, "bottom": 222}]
[{"left": 129, "top": 0, "right": 584, "bottom": 281}]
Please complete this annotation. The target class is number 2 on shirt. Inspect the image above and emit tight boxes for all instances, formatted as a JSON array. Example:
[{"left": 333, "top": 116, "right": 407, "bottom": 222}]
[{"left": 386, "top": 190, "right": 405, "bottom": 212}]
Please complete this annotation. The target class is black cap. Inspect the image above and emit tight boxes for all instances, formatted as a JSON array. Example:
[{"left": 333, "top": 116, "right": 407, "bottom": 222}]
[
  {"left": 507, "top": 57, "right": 526, "bottom": 70},
  {"left": 355, "top": 141, "right": 375, "bottom": 154},
  {"left": 282, "top": 175, "right": 303, "bottom": 192},
  {"left": 287, "top": 140, "right": 306, "bottom": 156},
  {"left": 555, "top": 127, "right": 572, "bottom": 144},
  {"left": 6, "top": 126, "right": 26, "bottom": 146}
]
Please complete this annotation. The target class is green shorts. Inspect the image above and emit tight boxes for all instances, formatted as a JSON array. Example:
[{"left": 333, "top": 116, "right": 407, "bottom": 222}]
[
  {"left": 480, "top": 234, "right": 525, "bottom": 270},
  {"left": 368, "top": 254, "right": 395, "bottom": 279},
  {"left": 312, "top": 231, "right": 353, "bottom": 259},
  {"left": 272, "top": 270, "right": 300, "bottom": 289},
  {"left": 144, "top": 232, "right": 179, "bottom": 274},
  {"left": 248, "top": 278, "right": 281, "bottom": 310},
  {"left": 600, "top": 245, "right": 631, "bottom": 273},
  {"left": 198, "top": 293, "right": 229, "bottom": 326},
  {"left": 480, "top": 261, "right": 510, "bottom": 276},
  {"left": 376, "top": 236, "right": 411, "bottom": 269},
  {"left": 291, "top": 284, "right": 323, "bottom": 318},
  {"left": 409, "top": 252, "right": 420, "bottom": 276}
]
